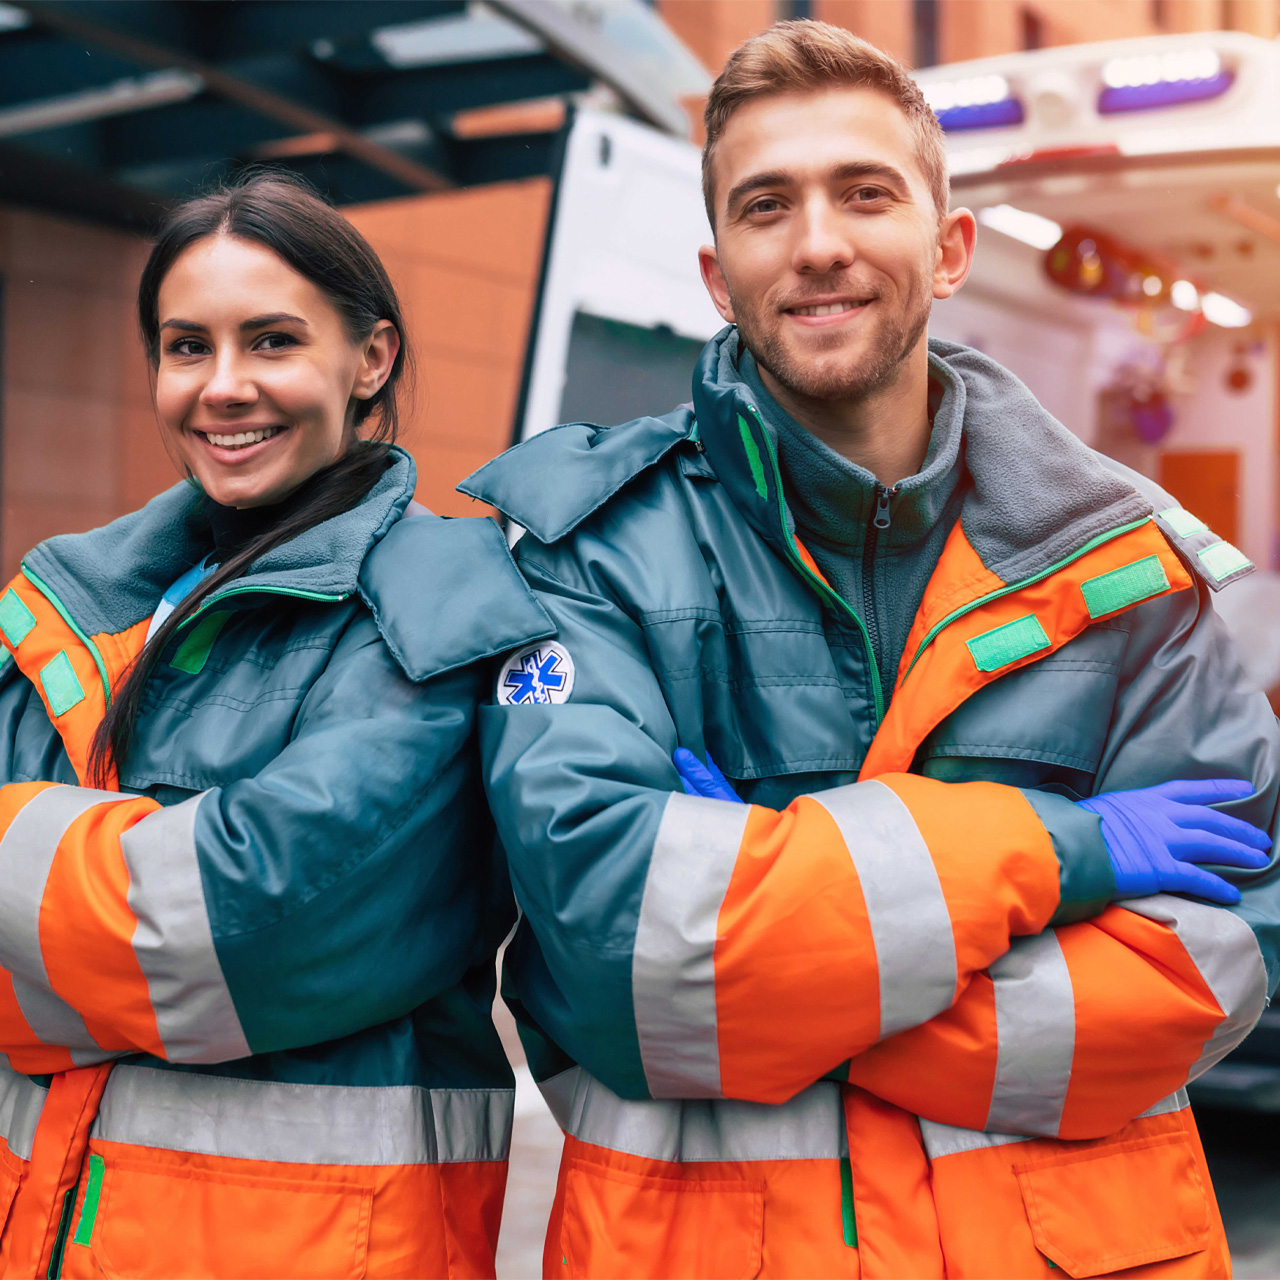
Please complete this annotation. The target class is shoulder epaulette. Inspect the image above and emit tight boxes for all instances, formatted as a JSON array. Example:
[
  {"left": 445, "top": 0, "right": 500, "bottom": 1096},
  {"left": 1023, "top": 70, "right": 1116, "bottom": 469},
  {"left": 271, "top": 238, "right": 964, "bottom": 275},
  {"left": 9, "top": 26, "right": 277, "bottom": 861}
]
[
  {"left": 1152, "top": 506, "right": 1255, "bottom": 591},
  {"left": 458, "top": 411, "right": 694, "bottom": 544}
]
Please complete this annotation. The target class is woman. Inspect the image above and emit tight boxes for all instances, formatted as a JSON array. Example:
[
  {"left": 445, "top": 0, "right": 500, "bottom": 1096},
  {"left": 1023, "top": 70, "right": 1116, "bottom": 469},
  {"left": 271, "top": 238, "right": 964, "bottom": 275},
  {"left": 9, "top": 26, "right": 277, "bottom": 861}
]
[{"left": 0, "top": 173, "right": 551, "bottom": 1279}]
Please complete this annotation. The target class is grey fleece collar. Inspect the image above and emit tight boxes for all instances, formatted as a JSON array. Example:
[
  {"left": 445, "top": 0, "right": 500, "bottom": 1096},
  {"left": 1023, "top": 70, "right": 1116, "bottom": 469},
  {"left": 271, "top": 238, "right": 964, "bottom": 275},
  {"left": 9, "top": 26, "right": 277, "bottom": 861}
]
[
  {"left": 23, "top": 447, "right": 417, "bottom": 639},
  {"left": 735, "top": 337, "right": 965, "bottom": 555},
  {"left": 715, "top": 328, "right": 1151, "bottom": 587}
]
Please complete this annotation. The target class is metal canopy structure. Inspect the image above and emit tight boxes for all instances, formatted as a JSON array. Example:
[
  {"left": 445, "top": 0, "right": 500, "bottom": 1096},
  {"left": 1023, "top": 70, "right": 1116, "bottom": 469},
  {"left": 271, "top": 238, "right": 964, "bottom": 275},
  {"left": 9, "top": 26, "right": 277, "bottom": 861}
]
[{"left": 0, "top": 0, "right": 708, "bottom": 227}]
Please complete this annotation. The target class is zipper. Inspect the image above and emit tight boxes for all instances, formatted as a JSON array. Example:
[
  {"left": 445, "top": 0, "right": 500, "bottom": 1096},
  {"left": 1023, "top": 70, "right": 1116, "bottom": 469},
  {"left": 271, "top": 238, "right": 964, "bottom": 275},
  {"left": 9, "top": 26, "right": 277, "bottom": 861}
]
[
  {"left": 21, "top": 567, "right": 113, "bottom": 708},
  {"left": 174, "top": 583, "right": 348, "bottom": 634},
  {"left": 860, "top": 484, "right": 896, "bottom": 699},
  {"left": 744, "top": 406, "right": 885, "bottom": 724},
  {"left": 898, "top": 516, "right": 1152, "bottom": 685}
]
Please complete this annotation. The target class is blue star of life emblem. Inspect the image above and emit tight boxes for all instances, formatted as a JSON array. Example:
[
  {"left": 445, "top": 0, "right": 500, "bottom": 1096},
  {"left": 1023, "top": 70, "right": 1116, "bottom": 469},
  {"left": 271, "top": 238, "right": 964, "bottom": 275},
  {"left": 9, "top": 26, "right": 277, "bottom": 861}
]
[{"left": 497, "top": 641, "right": 575, "bottom": 706}]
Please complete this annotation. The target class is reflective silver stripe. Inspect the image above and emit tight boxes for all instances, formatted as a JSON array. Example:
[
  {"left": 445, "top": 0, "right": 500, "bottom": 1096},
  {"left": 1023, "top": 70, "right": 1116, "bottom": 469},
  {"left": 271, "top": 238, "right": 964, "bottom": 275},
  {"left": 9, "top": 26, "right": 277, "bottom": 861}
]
[
  {"left": 985, "top": 931, "right": 1075, "bottom": 1135},
  {"left": 813, "top": 780, "right": 958, "bottom": 1037},
  {"left": 0, "top": 1061, "right": 48, "bottom": 1161},
  {"left": 920, "top": 1088, "right": 1189, "bottom": 1162},
  {"left": 918, "top": 1119, "right": 1030, "bottom": 1161},
  {"left": 0, "top": 785, "right": 128, "bottom": 1052},
  {"left": 1138, "top": 1088, "right": 1190, "bottom": 1119},
  {"left": 541, "top": 1066, "right": 845, "bottom": 1163},
  {"left": 92, "top": 1065, "right": 512, "bottom": 1165},
  {"left": 121, "top": 795, "right": 250, "bottom": 1063},
  {"left": 633, "top": 793, "right": 749, "bottom": 1099},
  {"left": 1123, "top": 895, "right": 1268, "bottom": 1081}
]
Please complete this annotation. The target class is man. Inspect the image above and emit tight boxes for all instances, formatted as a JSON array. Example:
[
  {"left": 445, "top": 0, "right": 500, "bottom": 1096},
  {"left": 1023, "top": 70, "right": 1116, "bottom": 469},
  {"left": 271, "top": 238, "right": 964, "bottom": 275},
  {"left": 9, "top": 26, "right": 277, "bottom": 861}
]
[{"left": 465, "top": 21, "right": 1280, "bottom": 1279}]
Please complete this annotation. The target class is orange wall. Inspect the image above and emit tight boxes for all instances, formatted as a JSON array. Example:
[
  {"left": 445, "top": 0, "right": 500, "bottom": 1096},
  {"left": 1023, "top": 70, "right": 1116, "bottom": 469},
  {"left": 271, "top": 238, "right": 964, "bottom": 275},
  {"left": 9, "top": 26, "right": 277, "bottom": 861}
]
[
  {"left": 0, "top": 177, "right": 550, "bottom": 575},
  {"left": 345, "top": 178, "right": 550, "bottom": 518}
]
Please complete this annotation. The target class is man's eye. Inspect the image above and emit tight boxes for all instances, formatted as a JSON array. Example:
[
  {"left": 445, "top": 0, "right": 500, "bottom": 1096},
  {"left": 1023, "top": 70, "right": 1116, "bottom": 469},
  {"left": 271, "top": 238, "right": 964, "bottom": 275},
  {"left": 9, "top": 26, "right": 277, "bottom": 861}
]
[
  {"left": 747, "top": 198, "right": 782, "bottom": 215},
  {"left": 852, "top": 186, "right": 887, "bottom": 203}
]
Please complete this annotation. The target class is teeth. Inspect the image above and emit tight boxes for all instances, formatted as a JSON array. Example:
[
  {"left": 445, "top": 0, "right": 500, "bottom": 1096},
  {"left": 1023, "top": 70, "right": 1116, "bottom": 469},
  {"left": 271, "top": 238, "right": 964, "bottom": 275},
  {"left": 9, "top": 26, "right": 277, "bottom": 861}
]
[
  {"left": 203, "top": 426, "right": 282, "bottom": 449},
  {"left": 794, "top": 301, "right": 863, "bottom": 316}
]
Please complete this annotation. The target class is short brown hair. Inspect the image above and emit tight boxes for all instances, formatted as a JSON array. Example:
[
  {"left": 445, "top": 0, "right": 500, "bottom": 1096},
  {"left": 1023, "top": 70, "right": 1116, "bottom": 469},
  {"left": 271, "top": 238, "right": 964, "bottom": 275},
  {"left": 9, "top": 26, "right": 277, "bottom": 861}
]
[{"left": 702, "top": 20, "right": 948, "bottom": 230}]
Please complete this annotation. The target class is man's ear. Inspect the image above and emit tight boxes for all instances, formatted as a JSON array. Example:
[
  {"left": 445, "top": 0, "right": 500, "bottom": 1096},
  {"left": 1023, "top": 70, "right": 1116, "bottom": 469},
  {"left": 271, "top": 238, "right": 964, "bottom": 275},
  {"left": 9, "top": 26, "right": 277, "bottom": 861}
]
[
  {"left": 933, "top": 208, "right": 977, "bottom": 300},
  {"left": 699, "top": 244, "right": 736, "bottom": 324}
]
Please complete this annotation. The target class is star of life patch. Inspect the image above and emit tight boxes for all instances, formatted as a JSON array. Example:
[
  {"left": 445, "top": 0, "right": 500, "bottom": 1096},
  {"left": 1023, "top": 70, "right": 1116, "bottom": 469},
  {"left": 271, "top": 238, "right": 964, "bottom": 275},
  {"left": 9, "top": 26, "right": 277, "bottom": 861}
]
[{"left": 497, "top": 641, "right": 575, "bottom": 706}]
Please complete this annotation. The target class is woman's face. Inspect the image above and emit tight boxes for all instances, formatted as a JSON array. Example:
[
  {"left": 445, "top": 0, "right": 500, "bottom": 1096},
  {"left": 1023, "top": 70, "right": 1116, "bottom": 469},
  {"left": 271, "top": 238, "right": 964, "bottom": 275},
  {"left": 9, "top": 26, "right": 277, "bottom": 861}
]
[{"left": 154, "top": 234, "right": 399, "bottom": 508}]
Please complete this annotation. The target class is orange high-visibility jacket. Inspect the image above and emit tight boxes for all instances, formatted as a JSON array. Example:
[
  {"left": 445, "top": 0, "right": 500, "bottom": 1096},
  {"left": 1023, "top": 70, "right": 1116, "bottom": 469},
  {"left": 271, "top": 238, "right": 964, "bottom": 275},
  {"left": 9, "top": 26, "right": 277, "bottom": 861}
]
[
  {"left": 0, "top": 449, "right": 554, "bottom": 1279},
  {"left": 467, "top": 335, "right": 1280, "bottom": 1279}
]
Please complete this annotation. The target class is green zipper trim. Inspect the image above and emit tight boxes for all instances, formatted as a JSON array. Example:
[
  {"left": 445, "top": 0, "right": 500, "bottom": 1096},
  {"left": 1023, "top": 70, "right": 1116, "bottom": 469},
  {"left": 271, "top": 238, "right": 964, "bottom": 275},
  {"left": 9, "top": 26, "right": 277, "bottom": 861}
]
[
  {"left": 21, "top": 567, "right": 113, "bottom": 709},
  {"left": 175, "top": 584, "right": 347, "bottom": 634},
  {"left": 71, "top": 1153, "right": 105, "bottom": 1248},
  {"left": 737, "top": 414, "right": 768, "bottom": 499},
  {"left": 900, "top": 518, "right": 1152, "bottom": 686},
  {"left": 839, "top": 1155, "right": 858, "bottom": 1247},
  {"left": 745, "top": 407, "right": 886, "bottom": 723}
]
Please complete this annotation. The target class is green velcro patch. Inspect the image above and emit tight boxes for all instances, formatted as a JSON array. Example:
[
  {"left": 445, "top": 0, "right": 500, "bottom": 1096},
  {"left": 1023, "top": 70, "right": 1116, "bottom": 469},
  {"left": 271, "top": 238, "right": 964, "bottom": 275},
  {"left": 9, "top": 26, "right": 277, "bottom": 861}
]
[
  {"left": 1158, "top": 507, "right": 1209, "bottom": 539},
  {"left": 40, "top": 650, "right": 85, "bottom": 717},
  {"left": 966, "top": 613, "right": 1050, "bottom": 673},
  {"left": 0, "top": 587, "right": 37, "bottom": 648},
  {"left": 171, "top": 610, "right": 231, "bottom": 676},
  {"left": 71, "top": 1153, "right": 105, "bottom": 1248},
  {"left": 1081, "top": 555, "right": 1169, "bottom": 618},
  {"left": 1198, "top": 541, "right": 1253, "bottom": 582}
]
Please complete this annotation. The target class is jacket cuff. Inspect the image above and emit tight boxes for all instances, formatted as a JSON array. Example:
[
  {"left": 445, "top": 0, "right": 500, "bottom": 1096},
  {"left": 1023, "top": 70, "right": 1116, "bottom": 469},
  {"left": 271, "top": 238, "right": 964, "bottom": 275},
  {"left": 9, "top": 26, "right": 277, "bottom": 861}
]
[{"left": 1019, "top": 788, "right": 1116, "bottom": 925}]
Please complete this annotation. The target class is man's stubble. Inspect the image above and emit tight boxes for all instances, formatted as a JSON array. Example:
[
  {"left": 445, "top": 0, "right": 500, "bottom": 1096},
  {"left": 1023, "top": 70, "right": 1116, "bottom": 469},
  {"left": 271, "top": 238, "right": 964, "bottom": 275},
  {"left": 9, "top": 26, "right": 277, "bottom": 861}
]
[{"left": 731, "top": 268, "right": 932, "bottom": 406}]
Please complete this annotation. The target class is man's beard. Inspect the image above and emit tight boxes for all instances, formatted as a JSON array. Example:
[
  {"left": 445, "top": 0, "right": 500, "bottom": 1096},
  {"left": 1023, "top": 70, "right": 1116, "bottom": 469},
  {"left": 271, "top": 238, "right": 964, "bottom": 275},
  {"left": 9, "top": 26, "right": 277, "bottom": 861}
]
[{"left": 733, "top": 274, "right": 932, "bottom": 404}]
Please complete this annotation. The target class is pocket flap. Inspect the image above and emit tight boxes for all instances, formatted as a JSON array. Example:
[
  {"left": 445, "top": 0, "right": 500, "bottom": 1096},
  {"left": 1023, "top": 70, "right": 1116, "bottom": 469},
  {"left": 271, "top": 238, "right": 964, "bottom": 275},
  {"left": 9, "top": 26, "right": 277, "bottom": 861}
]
[
  {"left": 1016, "top": 1132, "right": 1211, "bottom": 1278},
  {"left": 562, "top": 1158, "right": 764, "bottom": 1279}
]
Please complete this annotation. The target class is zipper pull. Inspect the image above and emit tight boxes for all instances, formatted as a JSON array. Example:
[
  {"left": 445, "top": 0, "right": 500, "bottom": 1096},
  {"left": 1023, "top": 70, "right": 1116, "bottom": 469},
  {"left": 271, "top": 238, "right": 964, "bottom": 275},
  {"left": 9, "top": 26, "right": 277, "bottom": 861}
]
[{"left": 873, "top": 485, "right": 894, "bottom": 530}]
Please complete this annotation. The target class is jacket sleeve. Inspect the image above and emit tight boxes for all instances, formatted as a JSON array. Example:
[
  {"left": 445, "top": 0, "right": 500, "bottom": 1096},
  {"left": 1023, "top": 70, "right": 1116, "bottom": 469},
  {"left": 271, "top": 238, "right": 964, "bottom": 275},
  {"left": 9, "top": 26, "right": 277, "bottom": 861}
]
[
  {"left": 483, "top": 538, "right": 1113, "bottom": 1106},
  {"left": 844, "top": 579, "right": 1278, "bottom": 1139},
  {"left": 0, "top": 611, "right": 506, "bottom": 1074}
]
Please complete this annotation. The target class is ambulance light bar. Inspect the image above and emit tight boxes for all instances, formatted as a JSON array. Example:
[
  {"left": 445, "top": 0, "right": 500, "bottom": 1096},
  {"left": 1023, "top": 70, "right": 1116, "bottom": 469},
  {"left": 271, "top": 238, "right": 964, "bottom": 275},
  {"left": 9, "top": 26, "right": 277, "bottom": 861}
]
[
  {"left": 923, "top": 75, "right": 1024, "bottom": 132},
  {"left": 1098, "top": 48, "right": 1233, "bottom": 114}
]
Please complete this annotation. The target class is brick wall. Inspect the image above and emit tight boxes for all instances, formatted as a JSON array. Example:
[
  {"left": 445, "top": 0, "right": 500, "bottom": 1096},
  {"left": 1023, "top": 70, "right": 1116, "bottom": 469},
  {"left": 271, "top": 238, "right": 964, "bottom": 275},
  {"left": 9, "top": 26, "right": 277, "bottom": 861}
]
[{"left": 0, "top": 176, "right": 550, "bottom": 574}]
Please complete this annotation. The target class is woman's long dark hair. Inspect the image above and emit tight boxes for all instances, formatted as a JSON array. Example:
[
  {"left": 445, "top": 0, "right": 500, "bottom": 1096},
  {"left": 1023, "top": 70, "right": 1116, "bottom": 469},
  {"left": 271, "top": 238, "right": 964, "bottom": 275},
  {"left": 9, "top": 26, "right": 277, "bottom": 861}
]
[{"left": 89, "top": 171, "right": 410, "bottom": 786}]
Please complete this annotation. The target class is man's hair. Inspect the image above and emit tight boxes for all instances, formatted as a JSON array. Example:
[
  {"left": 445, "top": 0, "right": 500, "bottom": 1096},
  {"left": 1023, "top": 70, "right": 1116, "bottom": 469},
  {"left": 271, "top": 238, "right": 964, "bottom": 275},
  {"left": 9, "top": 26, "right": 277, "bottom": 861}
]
[{"left": 701, "top": 19, "right": 949, "bottom": 230}]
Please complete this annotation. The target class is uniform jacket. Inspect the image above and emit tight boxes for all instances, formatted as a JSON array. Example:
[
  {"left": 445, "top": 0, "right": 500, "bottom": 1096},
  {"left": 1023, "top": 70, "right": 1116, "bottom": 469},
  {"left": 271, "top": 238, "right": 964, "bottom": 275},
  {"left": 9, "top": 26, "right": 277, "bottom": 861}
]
[
  {"left": 465, "top": 333, "right": 1280, "bottom": 1280},
  {"left": 0, "top": 448, "right": 553, "bottom": 1280}
]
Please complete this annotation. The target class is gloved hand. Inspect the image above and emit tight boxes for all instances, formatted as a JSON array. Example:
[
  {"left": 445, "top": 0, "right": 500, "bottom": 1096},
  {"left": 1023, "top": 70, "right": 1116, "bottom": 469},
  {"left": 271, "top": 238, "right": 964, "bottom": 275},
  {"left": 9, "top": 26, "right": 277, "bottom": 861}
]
[
  {"left": 674, "top": 748, "right": 744, "bottom": 803},
  {"left": 1077, "top": 778, "right": 1271, "bottom": 905}
]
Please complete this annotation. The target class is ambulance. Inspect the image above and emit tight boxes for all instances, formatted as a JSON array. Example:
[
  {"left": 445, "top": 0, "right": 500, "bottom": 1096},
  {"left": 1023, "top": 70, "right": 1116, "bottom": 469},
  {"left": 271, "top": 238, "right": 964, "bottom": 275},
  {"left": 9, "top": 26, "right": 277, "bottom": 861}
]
[{"left": 512, "top": 31, "right": 1280, "bottom": 1112}]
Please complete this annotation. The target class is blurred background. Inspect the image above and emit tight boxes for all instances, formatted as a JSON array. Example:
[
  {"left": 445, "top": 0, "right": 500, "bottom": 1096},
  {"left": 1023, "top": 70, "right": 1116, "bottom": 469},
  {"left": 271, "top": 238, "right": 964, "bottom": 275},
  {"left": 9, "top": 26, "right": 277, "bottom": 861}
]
[{"left": 1, "top": 1, "right": 1278, "bottom": 1274}]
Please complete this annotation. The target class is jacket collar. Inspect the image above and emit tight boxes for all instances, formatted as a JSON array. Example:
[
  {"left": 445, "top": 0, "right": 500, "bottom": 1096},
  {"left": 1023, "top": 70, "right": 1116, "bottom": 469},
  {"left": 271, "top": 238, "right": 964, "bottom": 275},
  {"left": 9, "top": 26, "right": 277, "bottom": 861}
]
[
  {"left": 23, "top": 447, "right": 417, "bottom": 639},
  {"left": 693, "top": 327, "right": 1151, "bottom": 592}
]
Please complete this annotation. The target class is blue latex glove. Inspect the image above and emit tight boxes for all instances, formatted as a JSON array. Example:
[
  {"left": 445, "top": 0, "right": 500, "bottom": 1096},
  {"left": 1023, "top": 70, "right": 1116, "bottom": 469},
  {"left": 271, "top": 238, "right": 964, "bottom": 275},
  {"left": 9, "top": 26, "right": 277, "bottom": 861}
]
[
  {"left": 674, "top": 748, "right": 744, "bottom": 803},
  {"left": 1077, "top": 779, "right": 1271, "bottom": 906}
]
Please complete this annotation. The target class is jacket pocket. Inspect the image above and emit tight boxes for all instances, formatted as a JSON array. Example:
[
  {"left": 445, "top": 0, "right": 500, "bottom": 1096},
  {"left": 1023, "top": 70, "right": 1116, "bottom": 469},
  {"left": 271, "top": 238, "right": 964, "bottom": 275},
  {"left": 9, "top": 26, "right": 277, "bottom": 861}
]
[
  {"left": 561, "top": 1158, "right": 764, "bottom": 1280},
  {"left": 84, "top": 1154, "right": 372, "bottom": 1280},
  {"left": 0, "top": 1148, "right": 21, "bottom": 1238},
  {"left": 1015, "top": 1132, "right": 1211, "bottom": 1277}
]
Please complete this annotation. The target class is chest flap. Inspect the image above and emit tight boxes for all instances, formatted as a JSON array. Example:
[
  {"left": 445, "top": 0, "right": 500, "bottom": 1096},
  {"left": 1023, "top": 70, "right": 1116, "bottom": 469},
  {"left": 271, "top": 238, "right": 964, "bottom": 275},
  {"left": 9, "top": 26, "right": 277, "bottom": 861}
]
[{"left": 913, "top": 619, "right": 1130, "bottom": 792}]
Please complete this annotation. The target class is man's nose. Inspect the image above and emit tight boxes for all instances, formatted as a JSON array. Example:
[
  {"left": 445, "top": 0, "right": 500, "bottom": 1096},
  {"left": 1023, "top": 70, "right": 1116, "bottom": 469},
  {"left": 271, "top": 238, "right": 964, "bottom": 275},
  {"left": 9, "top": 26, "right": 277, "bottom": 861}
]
[
  {"left": 792, "top": 199, "right": 856, "bottom": 275},
  {"left": 199, "top": 351, "right": 257, "bottom": 408}
]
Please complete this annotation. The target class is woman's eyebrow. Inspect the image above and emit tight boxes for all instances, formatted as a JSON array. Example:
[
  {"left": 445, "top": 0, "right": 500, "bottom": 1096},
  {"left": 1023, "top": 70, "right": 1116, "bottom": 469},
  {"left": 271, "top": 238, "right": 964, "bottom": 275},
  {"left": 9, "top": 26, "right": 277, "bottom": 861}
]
[
  {"left": 241, "top": 313, "right": 309, "bottom": 330},
  {"left": 159, "top": 318, "right": 205, "bottom": 332}
]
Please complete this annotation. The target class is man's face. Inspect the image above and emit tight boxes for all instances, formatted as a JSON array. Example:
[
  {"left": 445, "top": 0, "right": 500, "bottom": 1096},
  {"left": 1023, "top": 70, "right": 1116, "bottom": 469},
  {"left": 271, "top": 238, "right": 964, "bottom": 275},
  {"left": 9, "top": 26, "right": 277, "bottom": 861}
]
[{"left": 700, "top": 87, "right": 968, "bottom": 403}]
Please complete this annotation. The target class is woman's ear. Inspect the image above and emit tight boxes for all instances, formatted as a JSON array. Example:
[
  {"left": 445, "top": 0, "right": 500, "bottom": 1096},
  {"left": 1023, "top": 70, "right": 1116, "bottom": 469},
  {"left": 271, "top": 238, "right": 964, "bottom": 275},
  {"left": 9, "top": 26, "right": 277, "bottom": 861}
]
[{"left": 353, "top": 320, "right": 401, "bottom": 401}]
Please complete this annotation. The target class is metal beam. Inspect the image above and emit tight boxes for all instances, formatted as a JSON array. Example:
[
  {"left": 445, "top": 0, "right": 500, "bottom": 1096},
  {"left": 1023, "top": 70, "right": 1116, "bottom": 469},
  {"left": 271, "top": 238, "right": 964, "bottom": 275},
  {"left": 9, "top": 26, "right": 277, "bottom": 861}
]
[
  {"left": 18, "top": 1, "right": 452, "bottom": 191},
  {"left": 485, "top": 0, "right": 689, "bottom": 136},
  {"left": 0, "top": 134, "right": 165, "bottom": 227}
]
